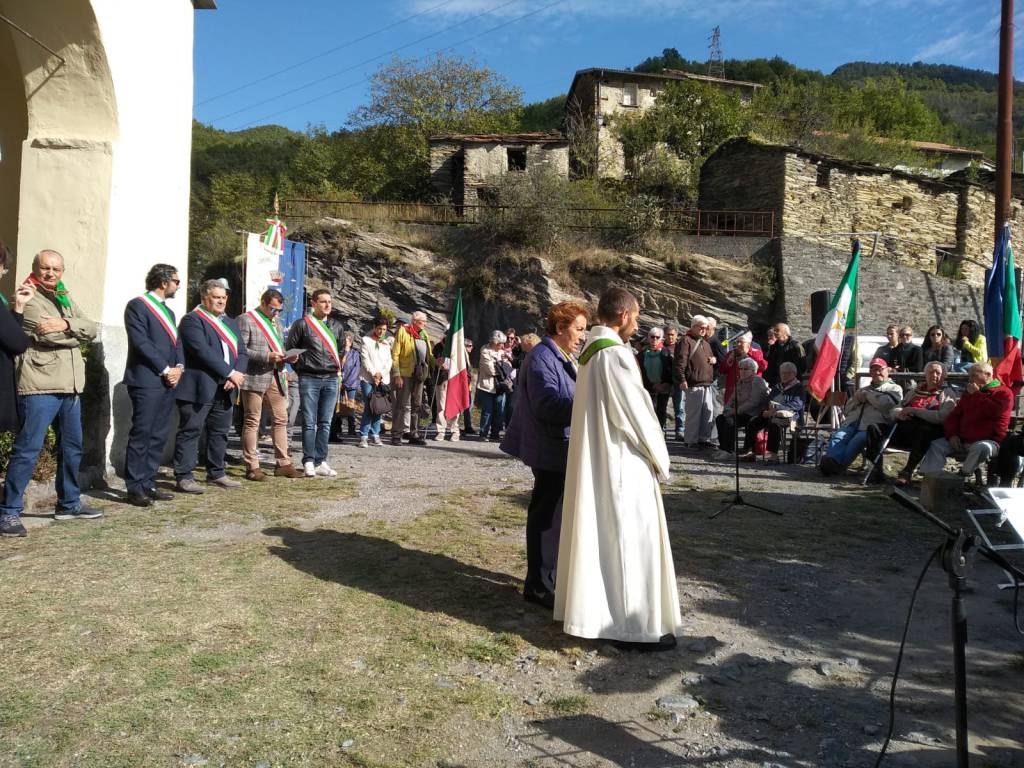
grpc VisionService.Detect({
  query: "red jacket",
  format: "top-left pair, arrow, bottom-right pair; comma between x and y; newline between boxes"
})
944,382 -> 1014,443
720,348 -> 767,403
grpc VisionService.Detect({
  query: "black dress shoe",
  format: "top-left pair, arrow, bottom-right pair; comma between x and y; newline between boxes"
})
523,587 -> 555,609
611,634 -> 678,653
146,488 -> 175,501
126,491 -> 153,507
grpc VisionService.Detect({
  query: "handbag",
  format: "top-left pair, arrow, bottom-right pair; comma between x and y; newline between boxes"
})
369,384 -> 394,416
336,383 -> 356,417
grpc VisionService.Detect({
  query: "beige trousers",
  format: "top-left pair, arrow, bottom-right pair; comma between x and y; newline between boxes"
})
241,384 -> 293,470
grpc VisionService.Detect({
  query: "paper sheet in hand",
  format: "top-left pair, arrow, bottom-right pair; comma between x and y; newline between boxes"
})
283,348 -> 306,358
983,488 -> 1024,541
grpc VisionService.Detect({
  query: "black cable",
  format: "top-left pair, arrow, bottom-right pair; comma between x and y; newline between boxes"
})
873,543 -> 942,768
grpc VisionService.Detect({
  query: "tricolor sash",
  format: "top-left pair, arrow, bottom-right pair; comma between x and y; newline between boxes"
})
139,292 -> 177,343
579,338 -> 620,366
249,309 -> 287,392
194,307 -> 238,358
305,314 -> 341,371
247,309 -> 284,353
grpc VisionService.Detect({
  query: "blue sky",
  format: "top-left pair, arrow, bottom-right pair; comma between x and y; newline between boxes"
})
193,0 -> 1021,134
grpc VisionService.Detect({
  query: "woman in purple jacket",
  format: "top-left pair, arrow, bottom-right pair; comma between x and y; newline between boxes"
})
501,301 -> 590,609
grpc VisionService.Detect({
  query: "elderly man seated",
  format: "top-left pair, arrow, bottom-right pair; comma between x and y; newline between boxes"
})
820,357 -> 902,476
714,357 -> 770,457
719,331 -> 767,404
919,361 -> 1013,478
863,361 -> 958,485
740,361 -> 804,459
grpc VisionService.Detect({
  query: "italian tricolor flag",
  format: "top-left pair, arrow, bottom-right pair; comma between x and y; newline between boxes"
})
444,289 -> 471,419
808,241 -> 861,401
986,223 -> 1023,392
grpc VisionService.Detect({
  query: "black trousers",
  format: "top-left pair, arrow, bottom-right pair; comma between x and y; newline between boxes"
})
744,415 -> 784,452
647,390 -> 670,428
865,421 -> 943,477
524,468 -> 565,594
173,395 -> 234,481
125,385 -> 177,494
995,432 -> 1024,484
715,413 -> 751,454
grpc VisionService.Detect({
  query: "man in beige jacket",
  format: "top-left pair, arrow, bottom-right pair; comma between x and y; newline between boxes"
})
1,250 -> 100,537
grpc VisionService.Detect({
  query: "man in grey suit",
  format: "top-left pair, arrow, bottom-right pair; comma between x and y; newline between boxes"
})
236,289 -> 302,481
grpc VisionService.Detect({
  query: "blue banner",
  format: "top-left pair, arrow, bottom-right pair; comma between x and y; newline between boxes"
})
278,238 -> 306,332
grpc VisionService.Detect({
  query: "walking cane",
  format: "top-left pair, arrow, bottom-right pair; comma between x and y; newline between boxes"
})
862,422 -> 898,486
420,360 -> 445,440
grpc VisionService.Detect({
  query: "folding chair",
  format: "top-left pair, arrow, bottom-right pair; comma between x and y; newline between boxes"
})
793,391 -> 847,466
862,422 -> 898,486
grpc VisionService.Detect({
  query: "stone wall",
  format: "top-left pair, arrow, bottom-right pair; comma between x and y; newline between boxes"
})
698,141 -> 786,215
430,141 -> 570,205
780,153 -> 962,280
777,236 -> 984,339
958,185 -> 1024,281
428,141 -> 461,202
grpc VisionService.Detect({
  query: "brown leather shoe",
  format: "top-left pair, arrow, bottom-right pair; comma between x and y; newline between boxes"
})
245,468 -> 267,482
274,464 -> 303,479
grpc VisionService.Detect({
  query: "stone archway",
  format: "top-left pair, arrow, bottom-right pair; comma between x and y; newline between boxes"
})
0,1 -> 118,308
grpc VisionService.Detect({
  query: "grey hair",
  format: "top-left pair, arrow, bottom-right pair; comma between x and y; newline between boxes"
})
779,361 -> 798,374
971,361 -> 994,375
736,331 -> 753,343
411,310 -> 427,322
649,326 -> 664,337
738,357 -> 758,371
200,279 -> 229,298
924,360 -> 946,376
32,249 -> 64,270
490,330 -> 507,344
705,316 -> 717,327
690,314 -> 708,328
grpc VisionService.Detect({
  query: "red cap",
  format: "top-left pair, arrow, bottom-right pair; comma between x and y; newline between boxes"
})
869,357 -> 889,369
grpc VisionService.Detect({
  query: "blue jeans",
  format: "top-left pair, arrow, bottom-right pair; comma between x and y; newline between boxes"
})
1,394 -> 83,515
670,388 -> 684,433
359,381 -> 383,437
477,390 -> 506,439
826,423 -> 867,468
300,375 -> 338,465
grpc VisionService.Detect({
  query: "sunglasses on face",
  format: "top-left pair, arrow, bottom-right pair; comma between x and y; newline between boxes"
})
900,333 -> 912,338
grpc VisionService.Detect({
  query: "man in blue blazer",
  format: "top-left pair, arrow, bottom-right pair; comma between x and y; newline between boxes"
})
172,279 -> 247,494
123,264 -> 185,506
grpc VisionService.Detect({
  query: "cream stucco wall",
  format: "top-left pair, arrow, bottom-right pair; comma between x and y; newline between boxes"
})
0,0 -> 199,477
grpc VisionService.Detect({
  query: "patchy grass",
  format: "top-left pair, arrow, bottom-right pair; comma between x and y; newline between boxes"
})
0,476 -> 552,767
547,694 -> 589,716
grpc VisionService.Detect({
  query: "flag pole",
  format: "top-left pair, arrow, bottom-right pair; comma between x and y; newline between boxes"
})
996,0 -> 1014,243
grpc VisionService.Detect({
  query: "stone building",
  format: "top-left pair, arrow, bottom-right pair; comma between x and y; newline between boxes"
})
564,68 -> 761,180
698,137 -> 1024,287
428,132 -> 569,206
0,0 -> 213,477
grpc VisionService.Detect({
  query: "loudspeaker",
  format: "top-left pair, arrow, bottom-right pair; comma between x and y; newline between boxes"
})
810,290 -> 832,332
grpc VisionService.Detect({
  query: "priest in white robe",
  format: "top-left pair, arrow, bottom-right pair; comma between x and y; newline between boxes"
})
554,287 -> 682,651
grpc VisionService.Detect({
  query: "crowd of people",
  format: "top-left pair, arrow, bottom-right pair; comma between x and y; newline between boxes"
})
1,245 -> 1019,651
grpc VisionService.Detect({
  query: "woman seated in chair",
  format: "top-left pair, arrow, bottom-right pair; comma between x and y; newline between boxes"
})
820,358 -> 902,477
740,362 -> 804,459
715,357 -> 769,457
864,361 -> 957,485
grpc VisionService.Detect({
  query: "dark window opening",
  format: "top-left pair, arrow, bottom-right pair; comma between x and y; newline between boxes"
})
507,147 -> 527,171
936,246 -> 962,279
815,165 -> 830,188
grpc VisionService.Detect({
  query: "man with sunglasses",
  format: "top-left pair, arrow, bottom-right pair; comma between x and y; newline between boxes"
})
891,326 -> 924,373
236,289 -> 303,481
640,326 -> 673,429
122,264 -> 185,507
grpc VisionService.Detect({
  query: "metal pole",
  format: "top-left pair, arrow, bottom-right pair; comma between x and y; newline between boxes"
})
995,0 -> 1014,242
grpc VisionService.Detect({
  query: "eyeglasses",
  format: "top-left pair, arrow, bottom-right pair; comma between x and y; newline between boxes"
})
649,335 -> 662,339
169,278 -> 181,285
899,333 -> 912,338
930,332 -> 942,337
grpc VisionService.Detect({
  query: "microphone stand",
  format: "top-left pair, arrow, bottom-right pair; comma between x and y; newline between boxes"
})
710,360 -> 781,519
889,487 -> 1024,768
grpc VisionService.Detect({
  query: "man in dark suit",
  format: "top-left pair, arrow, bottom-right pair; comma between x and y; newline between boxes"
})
172,279 -> 247,494
123,264 -> 185,506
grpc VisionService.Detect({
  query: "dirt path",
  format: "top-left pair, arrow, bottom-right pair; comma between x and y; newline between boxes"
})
327,436 -> 1024,767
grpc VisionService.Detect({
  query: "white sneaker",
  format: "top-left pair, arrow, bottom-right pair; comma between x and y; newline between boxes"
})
303,461 -> 315,477
315,462 -> 337,477
450,432 -> 460,442
371,434 -> 383,446
433,431 -> 445,441
358,437 -> 369,448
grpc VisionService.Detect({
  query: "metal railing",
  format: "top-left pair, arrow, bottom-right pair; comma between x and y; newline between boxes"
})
281,199 -> 775,238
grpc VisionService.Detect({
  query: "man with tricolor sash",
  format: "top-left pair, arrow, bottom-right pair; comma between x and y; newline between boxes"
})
237,289 -> 303,481
0,250 -> 101,536
122,264 -> 185,507
172,279 -> 248,494
286,289 -> 344,477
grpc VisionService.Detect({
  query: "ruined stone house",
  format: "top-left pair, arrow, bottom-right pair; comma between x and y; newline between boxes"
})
698,137 -> 1024,288
428,132 -> 569,206
564,68 -> 762,180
